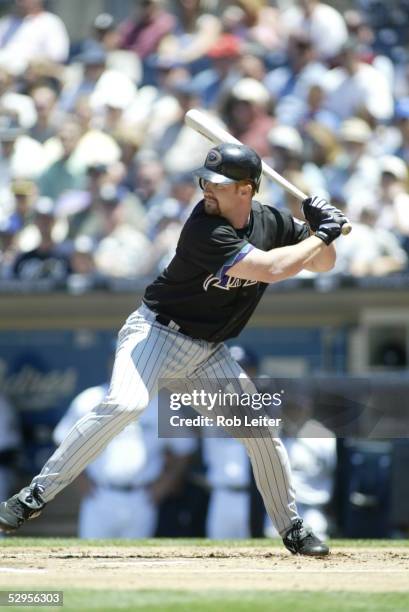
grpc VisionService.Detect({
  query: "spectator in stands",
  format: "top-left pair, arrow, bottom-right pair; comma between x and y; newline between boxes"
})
59,46 -> 108,114
12,197 -> 71,281
91,184 -> 152,278
280,393 -> 337,540
0,216 -> 20,279
323,39 -> 394,122
0,0 -> 69,75
155,80 -> 212,174
266,124 -> 327,206
118,0 -> 176,85
0,66 -> 37,130
233,0 -> 283,53
37,120 -> 85,201
334,201 -> 408,277
160,0 -> 221,73
392,98 -> 409,165
143,171 -> 198,273
280,0 -> 348,61
324,118 -> 379,217
133,156 -> 169,210
0,116 -> 46,188
192,33 -> 242,108
28,85 -> 59,143
264,32 -> 328,127
220,77 -> 274,157
374,156 -> 409,239
6,179 -> 37,233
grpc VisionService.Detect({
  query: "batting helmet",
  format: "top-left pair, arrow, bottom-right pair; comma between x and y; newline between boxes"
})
193,143 -> 262,192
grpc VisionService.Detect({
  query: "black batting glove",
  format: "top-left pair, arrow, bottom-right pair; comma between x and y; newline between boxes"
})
301,196 -> 341,232
314,212 -> 345,245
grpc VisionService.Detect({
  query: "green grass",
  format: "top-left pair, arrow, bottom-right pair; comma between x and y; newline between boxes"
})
3,590 -> 409,612
1,537 -> 409,548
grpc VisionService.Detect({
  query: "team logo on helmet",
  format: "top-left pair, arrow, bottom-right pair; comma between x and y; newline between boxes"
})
206,149 -> 223,167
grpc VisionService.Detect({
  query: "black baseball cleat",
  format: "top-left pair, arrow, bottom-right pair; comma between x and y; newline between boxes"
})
0,484 -> 46,533
283,519 -> 329,556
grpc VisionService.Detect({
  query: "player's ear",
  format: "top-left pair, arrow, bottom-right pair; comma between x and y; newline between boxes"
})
238,182 -> 251,197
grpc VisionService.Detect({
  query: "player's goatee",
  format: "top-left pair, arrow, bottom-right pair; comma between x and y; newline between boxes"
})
204,199 -> 220,215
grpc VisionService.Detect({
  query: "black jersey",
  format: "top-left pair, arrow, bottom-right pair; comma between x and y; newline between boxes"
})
144,200 -> 309,342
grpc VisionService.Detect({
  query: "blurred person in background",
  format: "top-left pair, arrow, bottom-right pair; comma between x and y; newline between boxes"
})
12,197 -> 71,282
322,39 -> 393,123
154,79 -> 210,174
264,32 -> 328,127
0,116 -> 46,185
53,361 -> 196,538
28,84 -> 59,144
280,0 -> 348,62
0,66 -> 37,130
220,77 -> 274,157
191,33 -> 243,109
324,117 -> 379,216
133,156 -> 170,211
0,217 -> 20,279
0,0 -> 69,76
145,171 -> 197,239
373,156 -> 409,242
392,98 -> 409,165
232,0 -> 283,54
37,120 -> 85,201
333,200 -> 408,277
279,394 -> 336,541
266,124 -> 327,207
143,172 -> 198,273
69,236 -> 97,279
5,178 -> 37,234
59,46 -> 108,114
90,184 -> 152,279
117,0 -> 176,85
159,0 -> 221,74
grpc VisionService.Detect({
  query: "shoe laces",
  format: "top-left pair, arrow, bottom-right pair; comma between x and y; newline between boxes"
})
287,519 -> 311,541
24,485 -> 45,508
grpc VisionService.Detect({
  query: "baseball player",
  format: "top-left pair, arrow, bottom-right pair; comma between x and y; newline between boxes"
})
0,143 -> 347,555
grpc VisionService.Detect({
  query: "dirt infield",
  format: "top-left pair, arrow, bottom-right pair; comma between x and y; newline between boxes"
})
0,544 -> 408,593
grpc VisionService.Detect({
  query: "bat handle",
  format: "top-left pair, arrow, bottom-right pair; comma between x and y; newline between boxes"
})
341,222 -> 352,236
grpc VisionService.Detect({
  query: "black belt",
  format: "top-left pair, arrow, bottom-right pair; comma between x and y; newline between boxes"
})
155,314 -> 189,336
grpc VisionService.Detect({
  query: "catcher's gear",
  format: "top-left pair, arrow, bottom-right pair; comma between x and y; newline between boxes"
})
283,519 -> 329,556
193,143 -> 262,192
0,484 -> 45,533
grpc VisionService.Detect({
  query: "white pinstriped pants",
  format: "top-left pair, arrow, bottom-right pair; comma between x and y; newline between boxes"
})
32,304 -> 300,535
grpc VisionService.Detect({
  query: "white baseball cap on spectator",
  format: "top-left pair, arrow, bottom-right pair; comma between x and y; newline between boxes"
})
230,78 -> 270,106
379,155 -> 408,182
268,125 -> 303,156
90,69 -> 137,111
339,118 -> 371,144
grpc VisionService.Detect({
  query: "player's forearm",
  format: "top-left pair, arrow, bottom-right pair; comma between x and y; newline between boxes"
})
303,243 -> 336,273
227,236 -> 332,283
265,236 -> 333,282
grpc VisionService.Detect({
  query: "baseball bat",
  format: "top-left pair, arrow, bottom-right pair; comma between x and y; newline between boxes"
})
185,109 -> 352,236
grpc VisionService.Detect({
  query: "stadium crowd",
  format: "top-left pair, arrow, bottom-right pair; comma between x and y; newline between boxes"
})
1,0 -> 409,282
